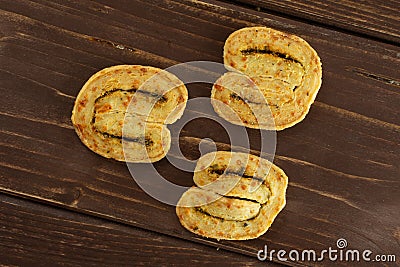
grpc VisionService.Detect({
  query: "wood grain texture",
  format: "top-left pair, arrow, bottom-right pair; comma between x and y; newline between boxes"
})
0,193 -> 280,266
0,0 -> 399,266
231,0 -> 400,44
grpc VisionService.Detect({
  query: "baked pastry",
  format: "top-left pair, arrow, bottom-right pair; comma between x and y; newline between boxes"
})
176,151 -> 288,240
71,65 -> 188,162
212,26 -> 322,130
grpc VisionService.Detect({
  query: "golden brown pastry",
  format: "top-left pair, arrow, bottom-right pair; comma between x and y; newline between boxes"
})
212,26 -> 322,130
176,151 -> 288,240
71,65 -> 188,162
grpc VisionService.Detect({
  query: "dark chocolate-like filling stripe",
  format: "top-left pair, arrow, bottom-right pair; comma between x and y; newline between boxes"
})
207,167 -> 265,182
95,130 -> 154,146
94,88 -> 167,104
229,93 -> 289,109
222,194 -> 260,204
240,47 -> 302,65
230,93 -> 263,105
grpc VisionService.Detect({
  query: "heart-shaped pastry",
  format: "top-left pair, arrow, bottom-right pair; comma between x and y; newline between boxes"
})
176,151 -> 288,240
72,65 -> 188,162
212,27 -> 322,130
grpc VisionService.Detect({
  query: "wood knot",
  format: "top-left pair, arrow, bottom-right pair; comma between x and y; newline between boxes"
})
71,187 -> 83,207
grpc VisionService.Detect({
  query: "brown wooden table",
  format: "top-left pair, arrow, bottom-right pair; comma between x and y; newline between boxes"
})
1,0 -> 399,266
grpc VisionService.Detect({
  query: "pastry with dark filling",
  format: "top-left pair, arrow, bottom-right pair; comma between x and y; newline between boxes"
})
212,27 -> 322,130
176,151 -> 288,240
72,65 -> 188,162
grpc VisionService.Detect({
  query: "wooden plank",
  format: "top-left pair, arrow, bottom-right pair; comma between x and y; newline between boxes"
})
231,0 -> 400,44
0,0 -> 399,266
0,193 -> 279,266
